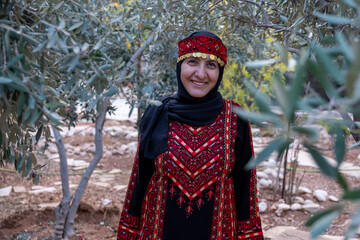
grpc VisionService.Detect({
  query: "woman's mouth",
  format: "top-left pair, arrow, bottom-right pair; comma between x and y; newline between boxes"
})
191,80 -> 207,86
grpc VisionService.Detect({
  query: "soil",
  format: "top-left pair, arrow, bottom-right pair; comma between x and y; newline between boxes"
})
0,119 -> 359,240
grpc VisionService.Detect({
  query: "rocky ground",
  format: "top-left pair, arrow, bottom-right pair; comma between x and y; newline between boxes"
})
0,101 -> 360,240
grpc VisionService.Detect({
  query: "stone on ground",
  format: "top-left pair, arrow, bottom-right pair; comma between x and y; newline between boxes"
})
302,203 -> 320,213
13,186 -> 26,193
0,186 -> 12,197
29,187 -> 57,194
264,226 -> 359,240
38,202 -> 59,208
314,189 -> 328,202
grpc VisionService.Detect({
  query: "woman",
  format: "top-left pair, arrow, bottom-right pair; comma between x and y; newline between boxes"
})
117,30 -> 264,240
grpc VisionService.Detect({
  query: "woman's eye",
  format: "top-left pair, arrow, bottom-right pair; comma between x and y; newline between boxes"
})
208,62 -> 217,68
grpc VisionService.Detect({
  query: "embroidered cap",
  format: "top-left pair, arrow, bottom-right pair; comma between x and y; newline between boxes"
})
177,36 -> 227,66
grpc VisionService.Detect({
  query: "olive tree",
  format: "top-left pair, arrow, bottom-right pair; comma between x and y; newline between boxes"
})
0,0 -> 156,238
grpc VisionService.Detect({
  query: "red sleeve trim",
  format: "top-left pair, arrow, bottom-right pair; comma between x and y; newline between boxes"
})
117,213 -> 140,240
237,218 -> 264,239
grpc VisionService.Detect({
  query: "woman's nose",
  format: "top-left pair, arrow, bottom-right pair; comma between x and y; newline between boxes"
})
195,64 -> 206,79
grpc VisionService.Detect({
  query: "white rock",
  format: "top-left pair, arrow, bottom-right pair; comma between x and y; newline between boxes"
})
291,203 -> 302,211
13,186 -> 26,193
128,147 -> 137,154
103,151 -> 113,158
259,179 -> 272,188
108,169 -> 122,174
263,168 -> 277,178
259,202 -> 267,213
256,171 -> 268,179
91,182 -> 110,188
47,145 -> 58,153
294,196 -> 304,204
99,175 -> 115,182
102,198 -> 112,206
114,185 -> 127,191
302,203 -> 320,213
39,202 -> 59,208
278,203 -> 290,211
329,195 -> 339,202
31,185 -> 46,190
73,160 -> 89,167
304,199 -> 314,204
278,199 -> 285,204
357,154 -> 360,160
29,187 -> 57,194
313,189 -> 328,202
73,166 -> 87,171
48,154 -> 60,160
0,186 -> 12,197
127,131 -> 138,139
298,186 -> 312,194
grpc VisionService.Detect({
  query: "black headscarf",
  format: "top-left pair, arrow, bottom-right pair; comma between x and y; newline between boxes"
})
139,30 -> 226,160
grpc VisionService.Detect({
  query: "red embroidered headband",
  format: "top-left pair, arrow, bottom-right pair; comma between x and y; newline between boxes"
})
177,36 -> 227,66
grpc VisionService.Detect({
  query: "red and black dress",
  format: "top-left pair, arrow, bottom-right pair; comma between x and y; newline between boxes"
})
117,100 -> 263,240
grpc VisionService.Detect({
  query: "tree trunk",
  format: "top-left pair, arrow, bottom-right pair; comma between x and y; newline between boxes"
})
63,100 -> 108,239
352,111 -> 360,143
51,127 -> 72,240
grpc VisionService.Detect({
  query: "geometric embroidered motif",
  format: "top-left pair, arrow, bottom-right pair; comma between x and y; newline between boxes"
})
163,101 -> 234,217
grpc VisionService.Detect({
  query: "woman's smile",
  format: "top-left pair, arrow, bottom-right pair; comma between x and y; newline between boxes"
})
191,80 -> 207,86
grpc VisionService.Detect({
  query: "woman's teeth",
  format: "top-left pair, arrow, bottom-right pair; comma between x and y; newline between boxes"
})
192,81 -> 205,86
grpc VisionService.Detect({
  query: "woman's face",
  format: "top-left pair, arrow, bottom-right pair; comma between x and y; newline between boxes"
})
180,54 -> 220,98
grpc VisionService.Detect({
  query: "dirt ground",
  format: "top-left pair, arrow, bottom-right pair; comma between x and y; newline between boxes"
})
0,119 -> 359,240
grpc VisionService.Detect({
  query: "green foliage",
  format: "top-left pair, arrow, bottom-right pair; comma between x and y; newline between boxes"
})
0,0 -> 136,178
237,0 -> 360,238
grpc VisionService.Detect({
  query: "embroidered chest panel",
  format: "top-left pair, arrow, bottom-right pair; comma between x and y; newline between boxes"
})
161,103 -> 237,201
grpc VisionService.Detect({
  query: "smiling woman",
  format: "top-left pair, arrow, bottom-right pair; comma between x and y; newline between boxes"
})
116,30 -> 264,240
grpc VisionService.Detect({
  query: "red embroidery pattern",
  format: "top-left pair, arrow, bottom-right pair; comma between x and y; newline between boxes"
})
117,145 -> 141,240
211,100 -> 236,240
232,103 -> 263,239
165,102 -> 232,208
178,36 -> 227,64
139,154 -> 168,239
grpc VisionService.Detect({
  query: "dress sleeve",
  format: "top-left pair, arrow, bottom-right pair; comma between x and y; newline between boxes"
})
117,143 -> 155,240
232,117 -> 264,240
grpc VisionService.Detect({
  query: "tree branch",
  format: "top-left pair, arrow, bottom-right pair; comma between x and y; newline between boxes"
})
0,24 -> 40,45
241,0 -> 259,25
234,16 -> 312,43
115,33 -> 156,84
192,0 -> 224,25
243,0 -> 269,25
